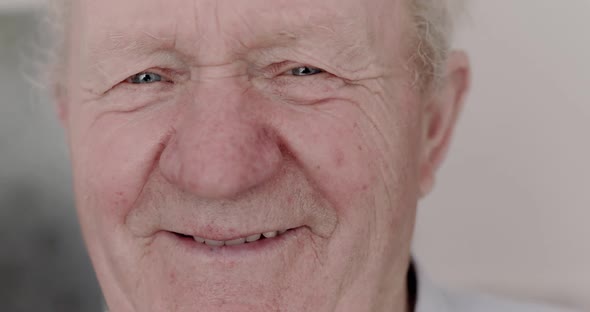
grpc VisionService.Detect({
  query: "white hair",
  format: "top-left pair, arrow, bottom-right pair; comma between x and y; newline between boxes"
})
41,0 -> 70,97
409,0 -> 465,92
43,0 -> 463,94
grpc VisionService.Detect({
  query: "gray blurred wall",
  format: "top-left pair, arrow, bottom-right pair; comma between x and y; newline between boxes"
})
0,12 -> 102,312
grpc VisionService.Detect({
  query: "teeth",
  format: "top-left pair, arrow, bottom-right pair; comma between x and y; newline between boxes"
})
194,236 -> 206,243
225,237 -> 246,246
263,231 -> 278,238
246,233 -> 262,242
192,229 -> 291,246
204,239 -> 224,247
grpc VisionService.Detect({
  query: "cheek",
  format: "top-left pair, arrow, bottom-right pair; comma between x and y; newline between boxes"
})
69,106 -> 176,225
275,96 -> 423,219
275,104 -> 382,215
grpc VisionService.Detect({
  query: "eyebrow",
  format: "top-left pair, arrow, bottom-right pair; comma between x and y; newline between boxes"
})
87,27 -> 182,69
80,36 -> 179,93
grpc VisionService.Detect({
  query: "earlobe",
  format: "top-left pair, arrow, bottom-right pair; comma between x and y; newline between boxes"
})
419,51 -> 471,198
419,162 -> 435,198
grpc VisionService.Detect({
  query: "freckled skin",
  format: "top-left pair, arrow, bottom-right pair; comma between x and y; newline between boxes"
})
60,0 -> 470,311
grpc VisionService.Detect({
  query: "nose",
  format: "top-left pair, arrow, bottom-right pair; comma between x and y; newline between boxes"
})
159,80 -> 283,199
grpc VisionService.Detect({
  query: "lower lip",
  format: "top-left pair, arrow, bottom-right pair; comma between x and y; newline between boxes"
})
162,227 -> 307,260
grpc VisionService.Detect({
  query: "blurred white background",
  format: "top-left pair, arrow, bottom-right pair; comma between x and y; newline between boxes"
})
0,0 -> 588,311
414,1 -> 590,311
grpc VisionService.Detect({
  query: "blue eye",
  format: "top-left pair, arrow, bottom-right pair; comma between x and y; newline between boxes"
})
127,72 -> 163,84
290,66 -> 324,76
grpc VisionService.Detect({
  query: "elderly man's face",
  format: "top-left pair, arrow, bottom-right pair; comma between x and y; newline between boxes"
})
61,0 -> 468,311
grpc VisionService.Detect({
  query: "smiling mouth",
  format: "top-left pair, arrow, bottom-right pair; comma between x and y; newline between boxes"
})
172,228 -> 296,247
161,226 -> 310,261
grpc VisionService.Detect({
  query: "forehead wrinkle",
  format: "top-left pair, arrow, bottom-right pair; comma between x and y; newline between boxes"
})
79,0 -> 400,81
88,27 -> 179,62
241,7 -> 357,49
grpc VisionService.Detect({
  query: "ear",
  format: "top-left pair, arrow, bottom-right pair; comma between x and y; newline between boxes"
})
418,51 -> 471,198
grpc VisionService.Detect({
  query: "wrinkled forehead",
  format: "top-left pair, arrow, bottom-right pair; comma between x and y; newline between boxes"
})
70,0 -> 411,65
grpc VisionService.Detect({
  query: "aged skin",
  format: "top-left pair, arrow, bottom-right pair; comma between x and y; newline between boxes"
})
58,0 -> 469,311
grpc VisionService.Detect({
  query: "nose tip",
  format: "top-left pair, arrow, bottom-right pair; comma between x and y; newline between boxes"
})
159,119 -> 283,199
